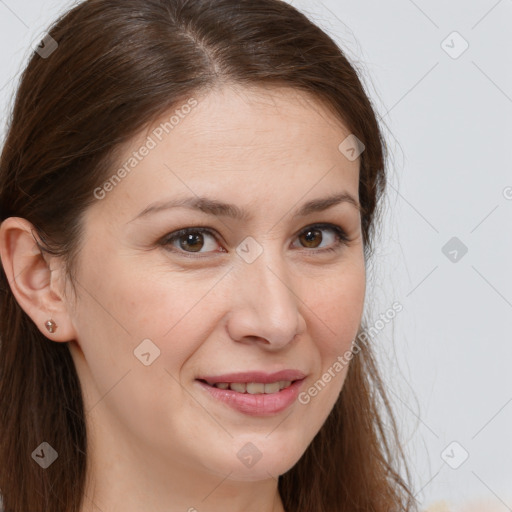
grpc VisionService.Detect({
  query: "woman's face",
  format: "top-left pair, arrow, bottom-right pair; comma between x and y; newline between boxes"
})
67,84 -> 366,484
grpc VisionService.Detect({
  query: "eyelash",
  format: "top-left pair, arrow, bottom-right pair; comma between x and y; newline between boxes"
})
159,223 -> 350,258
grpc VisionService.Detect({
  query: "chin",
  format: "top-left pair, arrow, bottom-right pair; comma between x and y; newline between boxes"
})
204,448 -> 301,482
224,461 -> 294,482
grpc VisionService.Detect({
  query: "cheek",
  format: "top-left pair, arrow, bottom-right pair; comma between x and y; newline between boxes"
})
78,251 -> 206,339
74,241 -> 365,358
297,270 -> 365,422
70,258 -> 210,434
307,262 -> 366,356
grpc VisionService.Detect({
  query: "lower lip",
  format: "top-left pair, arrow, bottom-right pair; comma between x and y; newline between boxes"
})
195,379 -> 305,416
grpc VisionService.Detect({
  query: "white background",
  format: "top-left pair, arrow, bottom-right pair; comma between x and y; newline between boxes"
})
0,0 -> 511,509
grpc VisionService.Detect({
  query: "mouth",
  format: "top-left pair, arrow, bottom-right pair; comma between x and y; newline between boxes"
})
197,379 -> 296,394
194,371 -> 307,416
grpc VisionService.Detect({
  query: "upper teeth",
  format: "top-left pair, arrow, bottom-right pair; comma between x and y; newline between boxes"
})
207,381 -> 292,394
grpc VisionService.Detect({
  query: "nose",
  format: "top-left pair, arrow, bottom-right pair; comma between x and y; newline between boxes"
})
225,245 -> 306,349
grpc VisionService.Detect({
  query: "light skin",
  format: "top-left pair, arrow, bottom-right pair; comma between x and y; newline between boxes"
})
0,84 -> 366,512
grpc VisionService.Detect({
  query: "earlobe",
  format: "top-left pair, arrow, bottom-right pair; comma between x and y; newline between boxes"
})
0,217 -> 77,342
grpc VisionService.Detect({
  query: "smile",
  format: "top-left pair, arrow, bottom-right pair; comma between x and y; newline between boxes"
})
195,378 -> 306,416
199,380 -> 293,394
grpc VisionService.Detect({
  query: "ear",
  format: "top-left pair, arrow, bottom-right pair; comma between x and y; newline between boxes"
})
0,217 -> 77,342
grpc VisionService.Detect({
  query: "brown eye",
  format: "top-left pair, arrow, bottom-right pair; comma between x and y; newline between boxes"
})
293,223 -> 349,252
161,227 -> 221,254
299,227 -> 323,248
160,223 -> 349,258
179,232 -> 205,252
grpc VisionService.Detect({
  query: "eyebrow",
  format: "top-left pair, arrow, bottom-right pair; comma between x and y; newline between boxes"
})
130,192 -> 361,223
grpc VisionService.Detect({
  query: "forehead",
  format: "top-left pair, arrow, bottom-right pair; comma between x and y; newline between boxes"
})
162,84 -> 352,155
89,84 -> 360,222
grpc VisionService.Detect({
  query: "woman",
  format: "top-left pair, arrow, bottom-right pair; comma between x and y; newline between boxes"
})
0,0 -> 418,511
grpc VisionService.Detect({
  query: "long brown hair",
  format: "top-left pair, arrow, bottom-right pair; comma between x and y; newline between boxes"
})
0,0 -> 418,510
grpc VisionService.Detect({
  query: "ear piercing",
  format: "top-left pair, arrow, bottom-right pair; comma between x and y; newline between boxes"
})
44,319 -> 57,333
